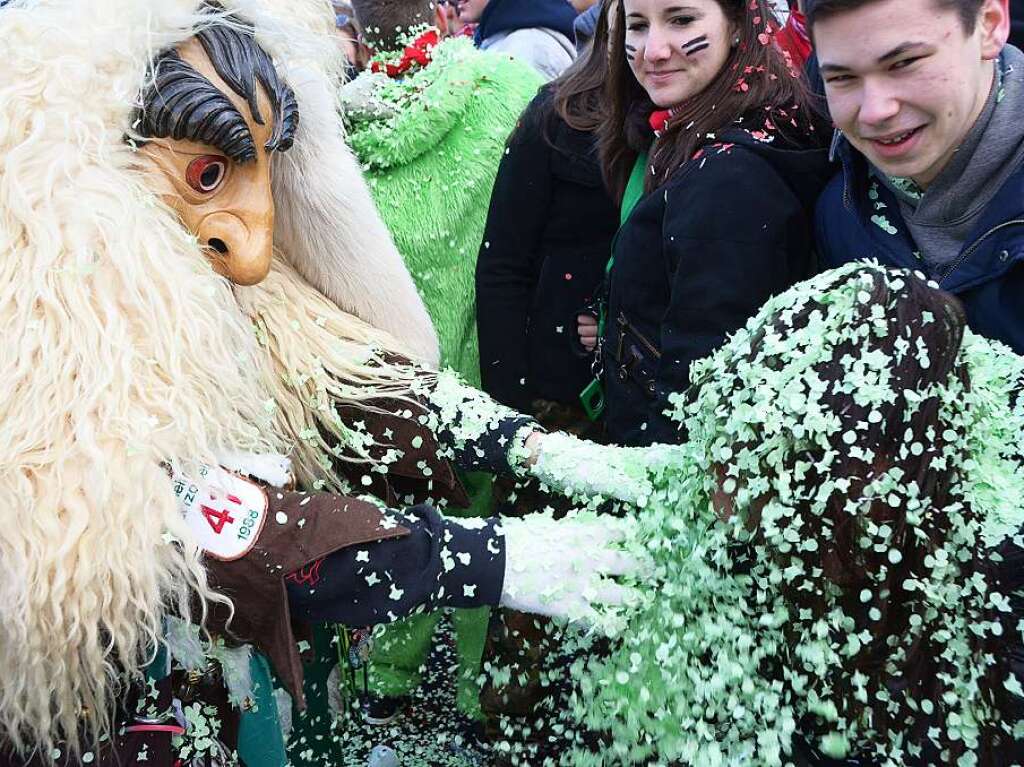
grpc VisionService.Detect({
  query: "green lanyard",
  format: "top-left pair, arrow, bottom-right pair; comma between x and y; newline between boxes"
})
580,152 -> 648,420
618,152 -> 650,232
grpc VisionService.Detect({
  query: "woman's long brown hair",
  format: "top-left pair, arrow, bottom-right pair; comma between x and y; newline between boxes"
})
549,0 -> 615,135
599,0 -> 823,200
701,269 -> 1018,760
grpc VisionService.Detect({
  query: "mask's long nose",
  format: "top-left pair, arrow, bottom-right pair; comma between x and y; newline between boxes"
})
197,209 -> 274,286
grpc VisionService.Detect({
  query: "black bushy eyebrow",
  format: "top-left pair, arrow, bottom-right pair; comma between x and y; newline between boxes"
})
133,4 -> 299,161
195,20 -> 298,153
137,51 -> 257,162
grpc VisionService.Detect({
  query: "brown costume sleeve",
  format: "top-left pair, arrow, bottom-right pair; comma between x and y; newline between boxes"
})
203,487 -> 408,706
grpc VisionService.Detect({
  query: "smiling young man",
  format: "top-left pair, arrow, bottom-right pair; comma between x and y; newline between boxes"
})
811,0 -> 1024,354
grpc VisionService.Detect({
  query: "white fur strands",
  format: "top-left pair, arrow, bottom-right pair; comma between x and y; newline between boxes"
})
236,258 -> 424,490
0,0 -> 281,758
225,0 -> 441,365
269,65 -> 442,366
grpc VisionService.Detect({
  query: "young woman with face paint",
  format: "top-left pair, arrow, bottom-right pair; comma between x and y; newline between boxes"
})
580,0 -> 832,446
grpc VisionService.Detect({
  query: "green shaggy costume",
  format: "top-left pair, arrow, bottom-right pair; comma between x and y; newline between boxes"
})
342,34 -> 542,719
345,36 -> 542,387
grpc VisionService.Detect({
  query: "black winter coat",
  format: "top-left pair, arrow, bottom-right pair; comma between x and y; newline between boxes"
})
476,86 -> 620,411
1012,0 -> 1024,51
602,126 -> 833,446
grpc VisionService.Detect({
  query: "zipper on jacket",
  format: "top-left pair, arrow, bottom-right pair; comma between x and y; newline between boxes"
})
616,312 -> 661,360
831,130 -> 856,212
939,219 -> 1024,286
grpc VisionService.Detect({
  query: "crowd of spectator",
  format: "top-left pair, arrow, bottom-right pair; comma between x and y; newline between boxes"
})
5,0 -> 1024,763
328,0 -> 1024,762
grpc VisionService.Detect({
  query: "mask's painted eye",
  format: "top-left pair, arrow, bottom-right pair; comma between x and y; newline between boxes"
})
185,155 -> 228,193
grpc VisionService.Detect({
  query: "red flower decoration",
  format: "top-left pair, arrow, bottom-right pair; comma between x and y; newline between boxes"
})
649,108 -> 674,137
371,29 -> 441,78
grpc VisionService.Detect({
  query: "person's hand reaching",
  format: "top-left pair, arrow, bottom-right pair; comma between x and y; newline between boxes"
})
499,512 -> 645,626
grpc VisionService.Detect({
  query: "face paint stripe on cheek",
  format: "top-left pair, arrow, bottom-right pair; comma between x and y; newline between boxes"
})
682,34 -> 709,56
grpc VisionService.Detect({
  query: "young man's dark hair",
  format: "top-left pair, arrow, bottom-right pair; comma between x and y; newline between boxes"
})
807,0 -> 985,33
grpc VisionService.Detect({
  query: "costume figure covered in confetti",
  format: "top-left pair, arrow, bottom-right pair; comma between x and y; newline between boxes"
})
0,1 -> 651,764
570,263 -> 1024,766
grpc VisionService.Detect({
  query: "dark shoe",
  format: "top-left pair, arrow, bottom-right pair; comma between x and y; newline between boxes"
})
362,694 -> 408,726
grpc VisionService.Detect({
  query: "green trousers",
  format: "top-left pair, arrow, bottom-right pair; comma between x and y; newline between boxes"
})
285,625 -> 346,766
367,471 -> 492,720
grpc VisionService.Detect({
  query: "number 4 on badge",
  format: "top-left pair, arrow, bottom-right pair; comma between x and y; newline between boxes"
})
201,494 -> 241,535
179,471 -> 268,561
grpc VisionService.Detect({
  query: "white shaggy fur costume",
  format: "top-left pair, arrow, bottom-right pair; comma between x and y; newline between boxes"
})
0,0 -> 438,756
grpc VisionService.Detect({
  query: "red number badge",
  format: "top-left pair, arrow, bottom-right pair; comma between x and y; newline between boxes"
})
175,471 -> 268,561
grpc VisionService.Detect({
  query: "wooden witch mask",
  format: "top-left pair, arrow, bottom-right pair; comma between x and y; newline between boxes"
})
134,15 -> 299,285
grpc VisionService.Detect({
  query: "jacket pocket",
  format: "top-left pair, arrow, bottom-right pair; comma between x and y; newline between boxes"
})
610,311 -> 661,399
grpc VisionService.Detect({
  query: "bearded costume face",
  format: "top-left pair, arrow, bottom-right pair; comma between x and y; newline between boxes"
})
0,0 -> 438,757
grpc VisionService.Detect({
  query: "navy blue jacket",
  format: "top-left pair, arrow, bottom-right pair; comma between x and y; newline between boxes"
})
474,0 -> 577,46
816,134 -> 1024,356
286,400 -> 534,626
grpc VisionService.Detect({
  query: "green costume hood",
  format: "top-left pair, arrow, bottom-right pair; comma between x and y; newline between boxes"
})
341,36 -> 541,386
344,36 -> 537,171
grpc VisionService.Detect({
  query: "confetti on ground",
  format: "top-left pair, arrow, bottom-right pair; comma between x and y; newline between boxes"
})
289,620 -> 492,766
